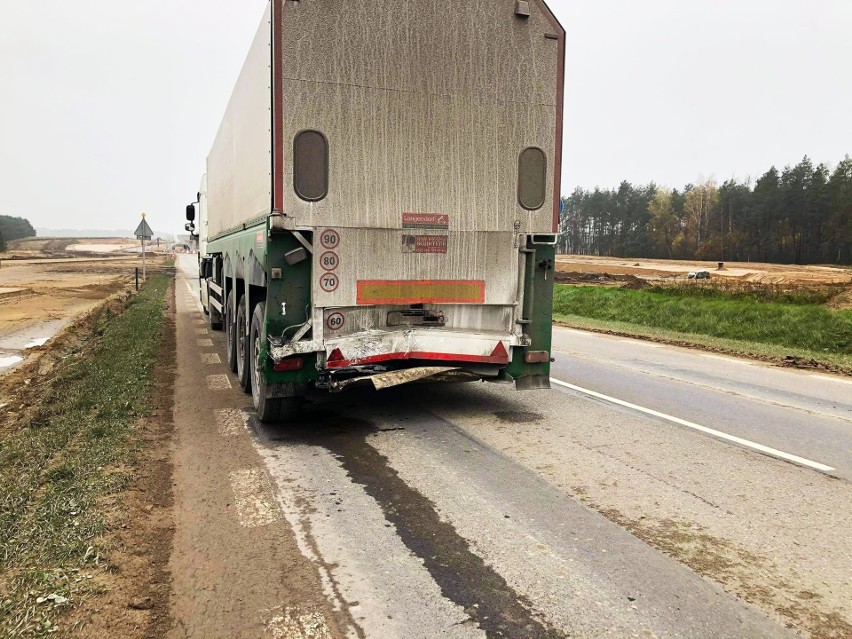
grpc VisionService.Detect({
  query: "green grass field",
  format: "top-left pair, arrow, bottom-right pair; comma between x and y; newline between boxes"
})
0,276 -> 168,638
553,284 -> 852,372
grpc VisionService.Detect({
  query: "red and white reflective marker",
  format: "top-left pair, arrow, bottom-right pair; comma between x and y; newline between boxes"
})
320,229 -> 340,249
326,312 -> 345,330
319,272 -> 339,292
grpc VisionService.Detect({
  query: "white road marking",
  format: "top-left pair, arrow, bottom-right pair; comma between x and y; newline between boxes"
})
197,338 -> 213,347
810,374 -> 852,386
559,328 -> 594,336
619,339 -> 664,348
214,408 -> 249,437
206,374 -> 232,390
229,468 -> 280,528
201,353 -> 221,364
265,606 -> 333,639
549,378 -> 836,472
194,328 -> 209,335
698,353 -> 751,365
183,278 -> 204,313
193,319 -> 205,325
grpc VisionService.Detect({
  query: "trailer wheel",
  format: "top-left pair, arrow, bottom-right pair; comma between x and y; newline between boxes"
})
250,301 -> 303,422
235,296 -> 251,392
225,290 -> 237,373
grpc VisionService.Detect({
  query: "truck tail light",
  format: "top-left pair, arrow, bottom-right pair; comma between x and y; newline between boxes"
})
274,358 -> 304,372
327,348 -> 344,364
524,350 -> 549,363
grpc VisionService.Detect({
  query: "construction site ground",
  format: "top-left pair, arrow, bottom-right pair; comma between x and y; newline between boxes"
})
0,237 -> 171,379
556,255 -> 851,285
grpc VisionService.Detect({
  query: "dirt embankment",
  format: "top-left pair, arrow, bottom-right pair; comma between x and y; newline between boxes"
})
3,237 -> 143,260
66,286 -> 177,639
557,255 -> 852,285
0,278 -> 177,639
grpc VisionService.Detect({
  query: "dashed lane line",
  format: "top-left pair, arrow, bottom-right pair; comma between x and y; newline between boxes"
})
550,377 -> 836,473
264,606 -> 333,639
214,408 -> 249,437
229,468 -> 280,528
206,374 -> 232,390
197,338 -> 213,347
201,353 -> 221,364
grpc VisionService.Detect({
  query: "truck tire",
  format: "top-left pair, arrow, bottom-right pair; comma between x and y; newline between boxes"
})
235,296 -> 251,392
250,301 -> 303,422
225,290 -> 238,373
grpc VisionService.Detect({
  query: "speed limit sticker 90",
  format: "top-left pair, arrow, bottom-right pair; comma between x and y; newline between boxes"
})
319,272 -> 339,292
320,229 -> 340,249
326,312 -> 345,330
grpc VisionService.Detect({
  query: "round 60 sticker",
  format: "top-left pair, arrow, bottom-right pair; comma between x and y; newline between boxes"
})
326,312 -> 345,331
319,271 -> 339,292
320,229 -> 340,249
320,251 -> 339,271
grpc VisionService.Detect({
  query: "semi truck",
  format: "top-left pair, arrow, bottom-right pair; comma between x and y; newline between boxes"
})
186,0 -> 565,422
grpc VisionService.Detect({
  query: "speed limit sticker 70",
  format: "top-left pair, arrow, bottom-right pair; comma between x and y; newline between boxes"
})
319,272 -> 339,292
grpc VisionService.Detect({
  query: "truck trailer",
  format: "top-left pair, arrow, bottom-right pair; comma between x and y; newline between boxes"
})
186,0 -> 565,422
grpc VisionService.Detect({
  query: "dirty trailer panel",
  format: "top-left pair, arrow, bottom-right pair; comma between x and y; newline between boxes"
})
192,0 -> 565,420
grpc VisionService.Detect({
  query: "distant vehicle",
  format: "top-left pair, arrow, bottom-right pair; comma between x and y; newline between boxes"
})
186,0 -> 565,421
688,271 -> 711,280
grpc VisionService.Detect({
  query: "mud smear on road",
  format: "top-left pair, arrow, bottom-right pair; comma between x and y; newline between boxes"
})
598,508 -> 852,639
286,410 -> 568,639
493,410 -> 543,423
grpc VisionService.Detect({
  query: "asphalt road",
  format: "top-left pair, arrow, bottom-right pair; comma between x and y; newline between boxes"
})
551,328 -> 852,479
171,255 -> 851,639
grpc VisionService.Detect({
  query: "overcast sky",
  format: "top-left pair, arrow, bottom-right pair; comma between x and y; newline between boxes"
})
1,0 -> 850,234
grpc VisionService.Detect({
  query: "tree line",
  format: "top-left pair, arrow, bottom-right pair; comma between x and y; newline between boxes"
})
0,215 -> 36,252
558,155 -> 852,265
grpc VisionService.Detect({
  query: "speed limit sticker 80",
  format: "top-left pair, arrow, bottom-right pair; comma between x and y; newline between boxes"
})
319,271 -> 339,292
320,251 -> 339,270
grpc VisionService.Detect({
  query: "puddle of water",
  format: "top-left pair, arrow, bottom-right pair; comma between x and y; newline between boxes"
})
0,319 -> 66,351
0,355 -> 24,369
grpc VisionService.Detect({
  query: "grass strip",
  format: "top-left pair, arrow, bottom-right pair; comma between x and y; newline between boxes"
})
0,276 -> 168,638
553,285 -> 852,355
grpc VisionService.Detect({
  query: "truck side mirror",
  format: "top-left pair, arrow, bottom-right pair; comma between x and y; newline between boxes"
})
186,203 -> 196,221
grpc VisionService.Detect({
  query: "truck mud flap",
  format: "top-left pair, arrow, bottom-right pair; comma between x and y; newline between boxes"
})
515,374 -> 551,391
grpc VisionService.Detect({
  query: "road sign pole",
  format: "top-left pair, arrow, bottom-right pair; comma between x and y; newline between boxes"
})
142,236 -> 146,281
